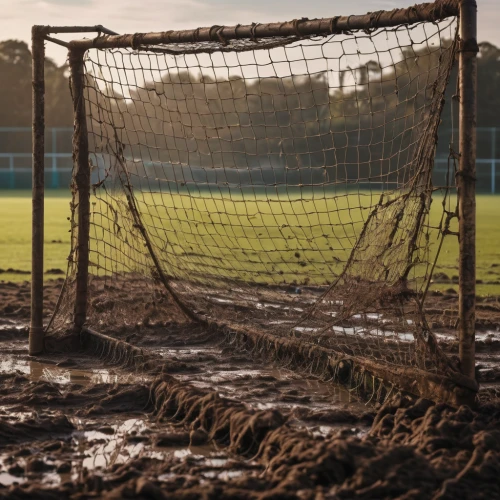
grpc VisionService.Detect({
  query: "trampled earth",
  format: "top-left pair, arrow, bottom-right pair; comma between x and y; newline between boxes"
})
1,279 -> 500,499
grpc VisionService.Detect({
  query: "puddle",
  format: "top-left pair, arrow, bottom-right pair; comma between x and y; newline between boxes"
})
158,458 -> 247,483
309,424 -> 369,440
433,331 -> 458,342
0,319 -> 27,335
0,416 -> 227,487
202,469 -> 244,479
352,313 -> 381,321
0,355 -> 144,386
295,324 -> 418,343
256,302 -> 304,312
294,326 -> 318,333
208,297 -> 235,305
0,471 -> 26,486
163,350 -> 364,413
153,329 -> 368,417
157,347 -> 218,356
71,417 -> 214,471
476,330 -> 500,341
322,300 -> 344,306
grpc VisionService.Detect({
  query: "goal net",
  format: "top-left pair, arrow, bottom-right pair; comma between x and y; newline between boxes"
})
50,1 -> 466,395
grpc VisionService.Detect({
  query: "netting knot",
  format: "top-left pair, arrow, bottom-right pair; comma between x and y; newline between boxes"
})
208,25 -> 223,44
216,26 -> 228,46
365,11 -> 384,34
431,0 -> 462,22
458,38 -> 479,54
455,171 -> 477,182
329,16 -> 341,35
250,23 -> 260,42
406,6 -> 418,24
291,18 -> 308,37
131,33 -> 146,51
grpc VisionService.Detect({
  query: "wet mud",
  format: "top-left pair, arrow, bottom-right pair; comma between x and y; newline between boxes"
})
3,279 -> 500,334
1,281 -> 500,498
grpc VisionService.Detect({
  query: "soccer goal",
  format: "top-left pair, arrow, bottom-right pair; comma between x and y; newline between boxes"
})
30,0 -> 478,404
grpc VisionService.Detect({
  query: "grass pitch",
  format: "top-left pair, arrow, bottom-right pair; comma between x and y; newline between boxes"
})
1,190 -> 499,295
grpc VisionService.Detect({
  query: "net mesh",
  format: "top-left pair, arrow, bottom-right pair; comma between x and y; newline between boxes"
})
52,14 -> 460,376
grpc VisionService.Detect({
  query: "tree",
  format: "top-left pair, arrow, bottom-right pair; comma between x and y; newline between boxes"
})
0,40 -> 32,127
0,39 -> 72,128
476,42 -> 500,128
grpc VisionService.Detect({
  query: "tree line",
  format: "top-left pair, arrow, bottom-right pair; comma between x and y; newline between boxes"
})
0,37 -> 498,155
0,40 -> 73,127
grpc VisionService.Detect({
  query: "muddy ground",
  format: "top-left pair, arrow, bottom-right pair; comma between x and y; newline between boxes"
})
1,280 -> 500,499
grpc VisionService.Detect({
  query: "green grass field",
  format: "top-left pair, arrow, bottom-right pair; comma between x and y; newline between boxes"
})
1,190 -> 499,295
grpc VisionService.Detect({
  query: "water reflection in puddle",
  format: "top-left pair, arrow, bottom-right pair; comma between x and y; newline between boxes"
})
0,471 -> 26,486
155,340 -> 365,415
0,357 -> 144,386
0,320 -> 27,333
0,416 -> 227,487
71,418 -> 218,471
203,469 -> 244,480
173,363 -> 361,411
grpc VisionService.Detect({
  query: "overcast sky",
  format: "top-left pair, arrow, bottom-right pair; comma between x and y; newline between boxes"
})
0,0 -> 498,64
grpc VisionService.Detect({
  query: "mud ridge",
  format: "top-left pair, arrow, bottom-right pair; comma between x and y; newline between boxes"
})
64,321 -> 478,407
2,333 -> 500,498
2,372 -> 500,499
215,323 -> 478,406
80,326 -> 500,497
148,378 -> 500,499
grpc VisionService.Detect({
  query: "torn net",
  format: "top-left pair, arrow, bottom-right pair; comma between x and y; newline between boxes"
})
52,16 -> 460,375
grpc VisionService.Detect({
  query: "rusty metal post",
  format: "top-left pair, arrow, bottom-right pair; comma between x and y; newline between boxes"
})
69,48 -> 91,332
458,0 -> 478,380
30,26 -> 47,355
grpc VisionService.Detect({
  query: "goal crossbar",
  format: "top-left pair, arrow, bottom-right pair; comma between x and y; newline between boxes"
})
66,1 -> 460,50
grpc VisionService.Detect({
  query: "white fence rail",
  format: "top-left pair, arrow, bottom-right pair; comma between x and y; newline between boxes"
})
435,158 -> 499,194
1,127 -> 499,192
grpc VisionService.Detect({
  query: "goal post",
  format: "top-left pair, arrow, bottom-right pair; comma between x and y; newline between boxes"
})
30,0 -> 478,404
68,47 -> 92,333
457,0 -> 478,381
30,25 -> 45,356
29,25 -> 119,354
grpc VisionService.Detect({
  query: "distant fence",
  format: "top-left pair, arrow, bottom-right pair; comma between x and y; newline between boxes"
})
1,126 -> 499,192
434,159 -> 500,194
0,127 -> 73,189
435,127 -> 500,194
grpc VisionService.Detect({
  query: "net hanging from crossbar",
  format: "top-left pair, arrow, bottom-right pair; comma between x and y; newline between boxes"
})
51,8 -> 460,376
